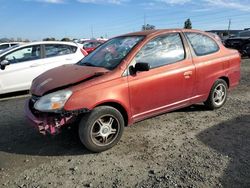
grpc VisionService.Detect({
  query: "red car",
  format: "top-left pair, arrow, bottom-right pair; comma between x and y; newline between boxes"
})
25,29 -> 241,152
81,40 -> 105,54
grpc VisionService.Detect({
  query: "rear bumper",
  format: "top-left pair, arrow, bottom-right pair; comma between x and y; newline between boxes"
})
25,100 -> 74,135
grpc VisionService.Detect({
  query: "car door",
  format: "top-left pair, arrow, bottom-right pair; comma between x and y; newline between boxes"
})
42,44 -> 79,71
0,45 -> 43,94
127,33 -> 196,121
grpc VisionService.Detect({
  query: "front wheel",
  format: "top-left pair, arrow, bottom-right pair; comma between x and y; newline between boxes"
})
78,106 -> 124,152
204,79 -> 228,110
242,43 -> 250,57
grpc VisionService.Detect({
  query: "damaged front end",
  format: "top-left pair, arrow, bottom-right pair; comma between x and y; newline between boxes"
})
25,95 -> 89,135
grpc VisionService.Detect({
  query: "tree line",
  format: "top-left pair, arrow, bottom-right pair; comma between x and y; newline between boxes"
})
142,18 -> 192,30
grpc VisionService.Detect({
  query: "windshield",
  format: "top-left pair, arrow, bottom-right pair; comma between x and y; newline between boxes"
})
238,31 -> 250,37
77,36 -> 144,70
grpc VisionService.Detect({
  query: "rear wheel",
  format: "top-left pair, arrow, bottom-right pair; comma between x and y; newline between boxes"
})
78,106 -> 124,152
204,79 -> 228,110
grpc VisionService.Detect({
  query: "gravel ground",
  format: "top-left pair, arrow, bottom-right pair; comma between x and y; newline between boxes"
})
0,59 -> 249,188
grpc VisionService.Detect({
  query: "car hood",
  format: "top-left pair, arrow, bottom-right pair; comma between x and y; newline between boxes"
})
31,64 -> 109,96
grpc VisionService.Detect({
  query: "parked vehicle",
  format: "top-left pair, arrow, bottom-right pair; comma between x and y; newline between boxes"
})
25,29 -> 241,152
0,41 -> 86,94
80,40 -> 106,54
0,42 -> 21,52
224,30 -> 250,57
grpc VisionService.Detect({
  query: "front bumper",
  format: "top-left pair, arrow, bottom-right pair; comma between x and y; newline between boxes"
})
25,100 -> 74,135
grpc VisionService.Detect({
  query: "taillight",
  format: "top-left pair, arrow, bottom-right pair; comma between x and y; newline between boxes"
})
80,48 -> 88,56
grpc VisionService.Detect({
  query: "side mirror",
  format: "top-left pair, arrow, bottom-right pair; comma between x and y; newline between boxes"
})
129,62 -> 150,75
0,60 -> 10,70
0,59 -> 10,66
134,62 -> 150,72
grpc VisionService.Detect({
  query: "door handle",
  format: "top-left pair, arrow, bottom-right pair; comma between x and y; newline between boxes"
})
184,71 -> 193,78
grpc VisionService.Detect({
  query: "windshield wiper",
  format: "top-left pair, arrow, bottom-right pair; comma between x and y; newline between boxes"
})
79,62 -> 109,70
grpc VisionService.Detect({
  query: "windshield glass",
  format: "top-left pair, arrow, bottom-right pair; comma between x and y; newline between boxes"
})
78,36 -> 144,70
238,31 -> 250,37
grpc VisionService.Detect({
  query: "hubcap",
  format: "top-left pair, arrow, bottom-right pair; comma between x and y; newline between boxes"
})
213,84 -> 226,106
90,115 -> 120,146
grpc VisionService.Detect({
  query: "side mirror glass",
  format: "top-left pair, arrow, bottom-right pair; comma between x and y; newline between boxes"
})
134,62 -> 150,72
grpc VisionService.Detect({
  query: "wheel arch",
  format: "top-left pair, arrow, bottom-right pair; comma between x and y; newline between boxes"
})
218,76 -> 229,88
95,101 -> 129,127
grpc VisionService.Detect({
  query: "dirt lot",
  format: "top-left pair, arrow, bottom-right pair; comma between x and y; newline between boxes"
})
0,59 -> 249,188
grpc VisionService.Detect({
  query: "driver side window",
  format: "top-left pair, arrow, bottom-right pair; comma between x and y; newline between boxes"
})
4,45 -> 41,64
134,33 -> 185,69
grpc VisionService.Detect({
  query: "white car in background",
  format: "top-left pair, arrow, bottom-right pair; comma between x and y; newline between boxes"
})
0,42 -> 21,52
0,41 -> 86,94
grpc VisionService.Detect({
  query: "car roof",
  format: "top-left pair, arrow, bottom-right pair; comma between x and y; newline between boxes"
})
18,41 -> 78,47
0,41 -> 79,56
0,42 -> 21,45
81,40 -> 105,43
119,29 -> 206,37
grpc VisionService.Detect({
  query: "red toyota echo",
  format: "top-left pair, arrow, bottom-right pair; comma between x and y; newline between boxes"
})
25,29 -> 241,152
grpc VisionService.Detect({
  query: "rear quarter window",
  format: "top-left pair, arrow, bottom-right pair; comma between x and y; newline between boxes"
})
185,32 -> 219,56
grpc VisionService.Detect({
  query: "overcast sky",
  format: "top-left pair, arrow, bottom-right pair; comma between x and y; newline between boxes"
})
0,0 -> 249,40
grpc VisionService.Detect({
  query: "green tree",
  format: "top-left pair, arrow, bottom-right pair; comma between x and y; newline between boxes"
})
43,37 -> 56,41
184,18 -> 192,29
142,24 -> 156,31
24,39 -> 30,42
61,37 -> 71,42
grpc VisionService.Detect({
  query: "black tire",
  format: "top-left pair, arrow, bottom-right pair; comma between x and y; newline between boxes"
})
204,79 -> 228,110
78,106 -> 124,152
242,43 -> 250,57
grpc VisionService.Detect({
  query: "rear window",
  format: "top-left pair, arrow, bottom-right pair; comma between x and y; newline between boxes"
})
44,44 -> 77,58
185,32 -> 219,56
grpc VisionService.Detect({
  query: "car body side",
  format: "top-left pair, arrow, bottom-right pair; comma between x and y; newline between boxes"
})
0,41 -> 85,94
63,29 -> 241,126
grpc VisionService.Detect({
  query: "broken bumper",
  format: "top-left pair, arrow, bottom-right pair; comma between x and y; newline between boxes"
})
25,100 -> 74,135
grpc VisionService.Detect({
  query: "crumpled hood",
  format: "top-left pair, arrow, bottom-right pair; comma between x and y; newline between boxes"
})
31,64 -> 109,96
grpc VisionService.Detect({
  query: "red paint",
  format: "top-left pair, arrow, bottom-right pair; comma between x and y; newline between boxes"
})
26,29 -> 241,134
31,64 -> 109,96
82,40 -> 105,54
